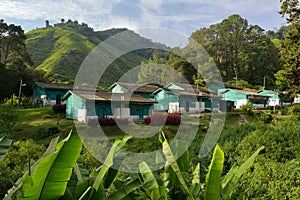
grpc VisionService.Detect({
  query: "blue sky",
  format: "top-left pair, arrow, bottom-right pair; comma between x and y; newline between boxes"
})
1,0 -> 286,46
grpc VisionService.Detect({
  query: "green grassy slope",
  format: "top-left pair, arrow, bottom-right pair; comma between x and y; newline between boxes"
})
25,25 -> 155,86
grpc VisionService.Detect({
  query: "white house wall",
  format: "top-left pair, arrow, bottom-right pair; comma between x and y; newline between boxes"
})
236,99 -> 248,108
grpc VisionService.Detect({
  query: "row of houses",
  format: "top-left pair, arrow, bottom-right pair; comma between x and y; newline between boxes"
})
34,82 -> 219,121
33,81 -> 291,122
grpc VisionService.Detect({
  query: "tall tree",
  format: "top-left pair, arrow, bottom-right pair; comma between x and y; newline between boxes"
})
190,14 -> 280,87
0,20 -> 32,102
138,53 -> 186,85
275,0 -> 300,98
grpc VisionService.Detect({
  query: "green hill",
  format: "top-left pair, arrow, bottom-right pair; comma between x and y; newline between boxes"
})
25,22 -> 163,88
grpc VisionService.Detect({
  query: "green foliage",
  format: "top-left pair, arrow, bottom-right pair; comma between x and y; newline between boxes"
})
226,120 -> 300,199
221,146 -> 264,199
36,126 -> 60,139
2,125 -> 266,200
190,14 -> 280,87
20,131 -> 82,200
0,105 -> 17,135
240,102 -> 254,116
0,137 -> 12,160
204,144 -> 224,200
139,162 -> 168,200
0,139 -> 46,198
0,20 -> 33,102
276,1 -> 300,99
289,103 -> 300,115
138,54 -> 185,85
279,0 -> 300,23
256,111 -> 274,124
25,24 -> 161,86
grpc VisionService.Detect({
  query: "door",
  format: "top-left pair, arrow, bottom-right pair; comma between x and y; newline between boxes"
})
185,101 -> 190,112
139,109 -> 144,120
56,94 -> 61,105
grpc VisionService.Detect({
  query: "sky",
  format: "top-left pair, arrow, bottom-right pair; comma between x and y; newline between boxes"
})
0,0 -> 286,47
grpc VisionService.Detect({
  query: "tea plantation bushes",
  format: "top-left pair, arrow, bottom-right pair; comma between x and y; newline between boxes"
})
228,120 -> 300,199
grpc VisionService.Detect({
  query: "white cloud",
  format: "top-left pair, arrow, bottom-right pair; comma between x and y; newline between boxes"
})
0,0 -> 285,42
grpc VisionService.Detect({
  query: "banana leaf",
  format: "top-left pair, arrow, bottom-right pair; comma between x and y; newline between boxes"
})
106,179 -> 141,200
204,144 -> 224,200
85,135 -> 132,199
0,136 -> 12,160
160,131 -> 195,200
4,136 -> 60,200
20,131 -> 82,200
190,163 -> 201,198
139,161 -> 167,200
221,146 -> 264,199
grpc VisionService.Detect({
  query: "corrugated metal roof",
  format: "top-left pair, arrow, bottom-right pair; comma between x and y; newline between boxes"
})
70,91 -> 155,103
114,82 -> 160,93
168,83 -> 210,93
224,89 -> 270,97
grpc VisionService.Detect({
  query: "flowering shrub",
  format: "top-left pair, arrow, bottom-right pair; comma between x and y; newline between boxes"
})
88,117 -> 128,126
144,113 -> 181,126
52,104 -> 66,113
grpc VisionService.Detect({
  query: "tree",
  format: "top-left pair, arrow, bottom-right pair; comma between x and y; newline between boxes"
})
275,0 -> 300,98
138,53 -> 186,85
190,14 -> 280,87
279,0 -> 300,23
0,20 -> 32,102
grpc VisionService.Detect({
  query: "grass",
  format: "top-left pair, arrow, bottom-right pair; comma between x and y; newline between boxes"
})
13,107 -> 75,145
11,106 -> 295,149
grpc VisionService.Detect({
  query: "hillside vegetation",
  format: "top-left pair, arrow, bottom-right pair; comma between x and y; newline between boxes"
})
25,21 -> 162,87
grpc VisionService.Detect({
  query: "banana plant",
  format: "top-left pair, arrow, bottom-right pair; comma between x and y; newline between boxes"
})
75,135 -> 142,200
220,146 -> 265,199
203,144 -> 224,200
4,137 -> 60,200
139,131 -> 264,200
20,131 -> 82,200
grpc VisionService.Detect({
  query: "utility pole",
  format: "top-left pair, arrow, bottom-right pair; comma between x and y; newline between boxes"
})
263,76 -> 266,90
233,75 -> 238,108
16,79 -> 26,113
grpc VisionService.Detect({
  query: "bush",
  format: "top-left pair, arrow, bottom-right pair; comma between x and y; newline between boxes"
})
241,102 -> 253,116
36,126 -> 60,138
144,113 -> 181,126
52,104 -> 66,113
289,104 -> 300,115
0,105 -> 16,134
256,111 -> 273,124
0,140 -> 46,197
88,117 -> 128,126
227,120 -> 300,199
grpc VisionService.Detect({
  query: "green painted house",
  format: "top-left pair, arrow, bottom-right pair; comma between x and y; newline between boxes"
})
109,82 -> 160,99
152,83 -> 218,113
33,82 -> 99,106
62,90 -> 155,121
34,82 -> 74,106
221,89 -> 270,108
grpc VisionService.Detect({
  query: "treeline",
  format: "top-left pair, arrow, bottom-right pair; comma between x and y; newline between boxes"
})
0,20 -> 33,103
138,14 -> 284,89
